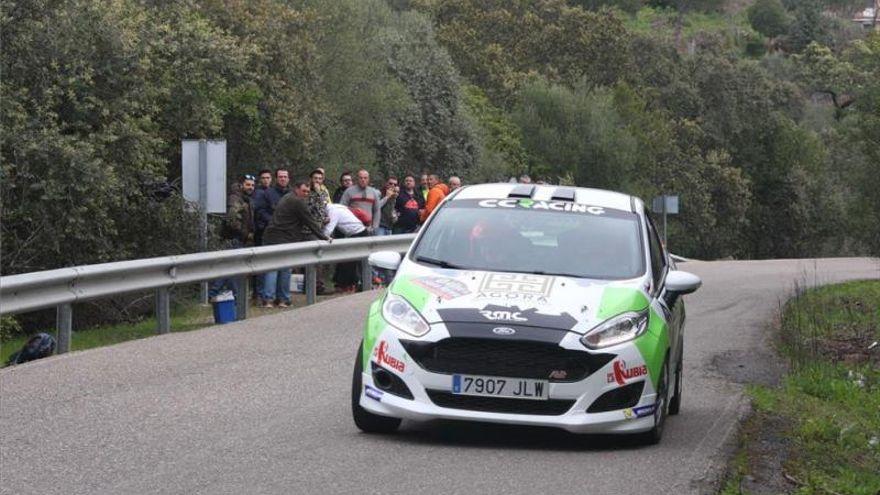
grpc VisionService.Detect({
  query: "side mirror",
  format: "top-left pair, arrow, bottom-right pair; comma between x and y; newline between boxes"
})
665,270 -> 702,295
368,251 -> 402,271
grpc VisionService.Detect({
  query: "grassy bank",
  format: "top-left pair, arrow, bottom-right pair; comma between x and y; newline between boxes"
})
0,303 -> 213,366
721,280 -> 880,494
0,287 -> 349,367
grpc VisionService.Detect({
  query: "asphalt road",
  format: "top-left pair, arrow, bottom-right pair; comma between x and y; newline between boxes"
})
1,258 -> 876,495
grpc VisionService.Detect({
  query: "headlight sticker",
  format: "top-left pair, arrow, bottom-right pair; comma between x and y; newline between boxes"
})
411,276 -> 471,300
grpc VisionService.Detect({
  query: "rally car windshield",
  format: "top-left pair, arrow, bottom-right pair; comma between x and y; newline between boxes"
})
412,199 -> 645,280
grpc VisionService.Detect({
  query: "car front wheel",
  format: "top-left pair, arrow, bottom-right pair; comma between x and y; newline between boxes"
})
639,357 -> 670,445
351,342 -> 401,434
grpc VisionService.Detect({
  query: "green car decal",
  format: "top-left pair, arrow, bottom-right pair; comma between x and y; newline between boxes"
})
635,307 -> 670,389
362,299 -> 385,371
597,286 -> 668,389
388,274 -> 431,311
596,286 -> 649,319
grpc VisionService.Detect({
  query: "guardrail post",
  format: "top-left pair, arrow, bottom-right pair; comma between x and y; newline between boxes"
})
236,276 -> 248,320
361,259 -> 373,291
155,288 -> 171,334
304,265 -> 317,305
56,304 -> 72,354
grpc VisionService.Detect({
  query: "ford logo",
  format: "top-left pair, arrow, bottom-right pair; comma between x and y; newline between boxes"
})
492,327 -> 516,336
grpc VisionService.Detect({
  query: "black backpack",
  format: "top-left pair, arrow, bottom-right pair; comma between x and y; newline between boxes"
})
7,333 -> 56,366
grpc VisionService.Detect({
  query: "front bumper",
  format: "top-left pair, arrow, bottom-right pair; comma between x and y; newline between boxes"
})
360,332 -> 659,434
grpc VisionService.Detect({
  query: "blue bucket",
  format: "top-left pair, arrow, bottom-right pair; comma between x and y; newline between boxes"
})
212,292 -> 236,324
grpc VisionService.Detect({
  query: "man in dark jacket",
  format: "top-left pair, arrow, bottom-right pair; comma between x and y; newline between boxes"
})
253,168 -> 290,239
254,168 -> 289,306
209,175 -> 255,303
252,168 -> 273,243
378,176 -> 399,236
250,168 -> 273,300
394,174 -> 425,234
332,171 -> 353,204
261,180 -> 331,308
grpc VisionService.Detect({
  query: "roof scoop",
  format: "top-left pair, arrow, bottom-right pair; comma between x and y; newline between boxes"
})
507,184 -> 535,198
551,187 -> 576,201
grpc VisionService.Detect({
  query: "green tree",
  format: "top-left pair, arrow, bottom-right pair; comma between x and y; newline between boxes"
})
511,79 -> 638,189
461,85 -> 528,181
411,0 -> 632,104
793,42 -> 861,114
570,0 -> 644,14
646,0 -> 726,47
835,34 -> 880,253
747,0 -> 790,39
293,0 -> 411,175
197,0 -> 323,173
382,10 -> 478,177
610,87 -> 752,259
0,0 -> 234,273
786,0 -> 827,52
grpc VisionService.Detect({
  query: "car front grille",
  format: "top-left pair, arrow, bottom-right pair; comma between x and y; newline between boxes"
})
425,390 -> 575,416
400,338 -> 614,382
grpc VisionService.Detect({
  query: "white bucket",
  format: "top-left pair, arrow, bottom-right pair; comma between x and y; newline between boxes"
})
290,273 -> 304,293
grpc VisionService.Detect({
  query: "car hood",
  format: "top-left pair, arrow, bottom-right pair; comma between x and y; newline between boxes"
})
387,262 -> 651,335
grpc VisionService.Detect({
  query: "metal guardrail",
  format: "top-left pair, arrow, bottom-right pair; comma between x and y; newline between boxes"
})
0,234 -> 416,353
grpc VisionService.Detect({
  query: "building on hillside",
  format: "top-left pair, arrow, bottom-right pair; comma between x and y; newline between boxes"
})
853,0 -> 880,31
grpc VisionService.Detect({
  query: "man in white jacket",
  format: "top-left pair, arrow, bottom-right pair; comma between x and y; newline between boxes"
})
325,204 -> 368,293
324,204 -> 367,239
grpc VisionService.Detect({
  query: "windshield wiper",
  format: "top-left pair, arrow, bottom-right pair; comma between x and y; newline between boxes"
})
415,256 -> 463,269
523,270 -> 577,277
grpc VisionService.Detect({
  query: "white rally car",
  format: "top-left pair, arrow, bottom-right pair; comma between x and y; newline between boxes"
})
352,183 -> 701,443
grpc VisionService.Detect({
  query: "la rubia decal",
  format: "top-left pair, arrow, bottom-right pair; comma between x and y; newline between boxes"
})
606,360 -> 648,385
373,340 -> 405,373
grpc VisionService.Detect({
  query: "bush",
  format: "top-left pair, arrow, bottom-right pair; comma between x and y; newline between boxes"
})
745,33 -> 768,57
747,0 -> 790,39
0,316 -> 24,342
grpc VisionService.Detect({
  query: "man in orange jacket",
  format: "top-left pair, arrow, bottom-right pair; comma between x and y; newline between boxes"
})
420,174 -> 449,223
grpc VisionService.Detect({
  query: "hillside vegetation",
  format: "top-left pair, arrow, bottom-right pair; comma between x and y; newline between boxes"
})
2,0 -> 878,275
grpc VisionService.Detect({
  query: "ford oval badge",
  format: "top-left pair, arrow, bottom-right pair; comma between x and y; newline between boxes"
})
492,327 -> 516,336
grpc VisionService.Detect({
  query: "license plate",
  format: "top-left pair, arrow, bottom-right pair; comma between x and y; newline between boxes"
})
452,374 -> 548,401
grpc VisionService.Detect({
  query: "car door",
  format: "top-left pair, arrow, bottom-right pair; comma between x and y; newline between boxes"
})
645,213 -> 684,365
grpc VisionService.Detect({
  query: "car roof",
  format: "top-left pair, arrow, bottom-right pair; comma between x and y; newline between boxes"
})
451,183 -> 638,213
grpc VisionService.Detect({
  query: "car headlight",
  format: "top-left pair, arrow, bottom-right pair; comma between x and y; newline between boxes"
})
382,293 -> 430,337
581,310 -> 649,349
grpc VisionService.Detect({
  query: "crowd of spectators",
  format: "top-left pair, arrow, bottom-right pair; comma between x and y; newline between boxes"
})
212,167 -> 461,308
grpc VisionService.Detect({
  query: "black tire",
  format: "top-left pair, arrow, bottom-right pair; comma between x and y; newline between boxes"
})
639,358 -> 670,445
668,351 -> 683,416
351,342 -> 401,434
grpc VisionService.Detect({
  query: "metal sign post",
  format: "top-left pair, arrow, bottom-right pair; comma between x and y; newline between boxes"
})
652,195 -> 679,246
198,141 -> 208,302
183,139 -> 227,304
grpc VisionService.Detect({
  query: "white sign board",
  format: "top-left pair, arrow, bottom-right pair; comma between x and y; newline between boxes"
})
182,140 -> 227,213
666,195 -> 679,214
652,195 -> 679,215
